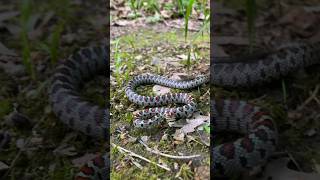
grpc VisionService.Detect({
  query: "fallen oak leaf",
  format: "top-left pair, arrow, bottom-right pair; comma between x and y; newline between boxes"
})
0,161 -> 9,171
181,113 -> 209,134
173,129 -> 185,144
72,153 -> 97,168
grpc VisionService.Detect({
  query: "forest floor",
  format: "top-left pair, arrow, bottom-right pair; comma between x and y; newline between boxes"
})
0,0 -> 107,179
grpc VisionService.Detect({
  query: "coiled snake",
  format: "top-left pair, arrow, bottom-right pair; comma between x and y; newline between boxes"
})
125,41 -> 320,177
48,45 -> 108,179
211,41 -> 320,176
125,74 -> 209,128
48,41 -> 319,179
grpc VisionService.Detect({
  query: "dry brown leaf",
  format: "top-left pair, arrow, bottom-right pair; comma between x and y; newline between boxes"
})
140,136 -> 149,143
72,153 -> 97,168
171,73 -> 187,80
173,129 -> 185,144
0,161 -> 9,171
114,19 -> 134,27
176,54 -> 188,60
181,114 -> 209,134
160,10 -> 172,19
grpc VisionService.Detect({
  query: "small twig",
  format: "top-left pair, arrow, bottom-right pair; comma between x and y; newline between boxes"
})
297,85 -> 320,111
287,151 -> 303,172
313,96 -> 320,105
111,143 -> 171,171
4,115 -> 45,178
120,130 -> 203,160
201,88 -> 210,100
252,94 -> 267,103
138,140 -> 201,160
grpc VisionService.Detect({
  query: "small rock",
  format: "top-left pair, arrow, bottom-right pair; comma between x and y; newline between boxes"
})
305,128 -> 317,137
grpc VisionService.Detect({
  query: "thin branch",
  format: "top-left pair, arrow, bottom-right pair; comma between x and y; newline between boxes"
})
138,140 -> 201,160
111,143 -> 171,171
297,85 -> 320,111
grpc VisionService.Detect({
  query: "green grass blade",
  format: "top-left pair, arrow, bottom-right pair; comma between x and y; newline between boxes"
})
186,47 -> 191,72
191,14 -> 209,43
184,0 -> 195,40
281,79 -> 287,105
20,0 -> 36,80
246,0 -> 256,53
49,23 -> 63,65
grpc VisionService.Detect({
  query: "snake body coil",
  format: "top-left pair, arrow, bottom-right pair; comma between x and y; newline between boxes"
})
211,42 -> 319,177
49,41 -> 320,178
48,45 -> 108,179
213,42 -> 320,87
125,74 -> 208,127
126,42 -> 320,177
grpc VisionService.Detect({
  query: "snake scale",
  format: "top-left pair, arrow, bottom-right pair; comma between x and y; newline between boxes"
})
48,41 -> 319,179
48,44 -> 109,179
125,41 -> 320,177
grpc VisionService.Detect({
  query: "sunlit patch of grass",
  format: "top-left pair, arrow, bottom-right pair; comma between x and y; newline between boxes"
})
129,0 -> 143,18
113,38 -> 135,85
183,0 -> 209,72
176,163 -> 194,179
128,0 -> 160,19
184,0 -> 195,41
